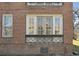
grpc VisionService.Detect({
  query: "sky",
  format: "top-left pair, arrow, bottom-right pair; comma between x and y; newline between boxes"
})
73,2 -> 79,25
73,2 -> 79,9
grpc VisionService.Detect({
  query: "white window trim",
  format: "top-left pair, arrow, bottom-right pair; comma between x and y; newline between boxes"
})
27,2 -> 63,6
26,15 -> 30,35
2,14 -> 13,37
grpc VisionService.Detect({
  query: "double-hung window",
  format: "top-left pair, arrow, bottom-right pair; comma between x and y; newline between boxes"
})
26,14 -> 63,43
2,14 -> 13,37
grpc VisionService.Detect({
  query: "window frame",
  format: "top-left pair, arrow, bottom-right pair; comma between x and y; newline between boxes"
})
2,14 -> 13,37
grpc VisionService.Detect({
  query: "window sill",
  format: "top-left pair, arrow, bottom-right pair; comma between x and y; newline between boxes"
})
25,35 -> 63,37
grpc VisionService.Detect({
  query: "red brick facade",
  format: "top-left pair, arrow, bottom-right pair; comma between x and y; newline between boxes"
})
0,2 -> 73,55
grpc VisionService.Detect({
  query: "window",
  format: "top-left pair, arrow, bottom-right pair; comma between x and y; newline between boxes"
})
27,2 -> 63,6
26,15 -> 63,43
53,16 -> 63,35
26,15 -> 36,35
26,15 -> 63,35
2,14 -> 13,37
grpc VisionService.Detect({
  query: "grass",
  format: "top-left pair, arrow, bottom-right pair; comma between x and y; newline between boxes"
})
73,40 -> 79,55
73,45 -> 79,55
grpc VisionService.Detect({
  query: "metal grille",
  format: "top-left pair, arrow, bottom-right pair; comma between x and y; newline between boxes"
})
53,37 -> 63,43
26,37 -> 63,43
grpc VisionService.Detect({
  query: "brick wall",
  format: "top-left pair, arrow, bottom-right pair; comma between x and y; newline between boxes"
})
0,2 -> 73,56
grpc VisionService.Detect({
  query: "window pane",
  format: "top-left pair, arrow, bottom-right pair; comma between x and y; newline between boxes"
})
4,27 -> 12,37
37,16 -> 44,35
45,16 -> 53,35
4,16 -> 12,27
28,17 -> 34,34
26,16 -> 35,35
37,16 -> 53,35
55,16 -> 60,34
54,16 -> 63,35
